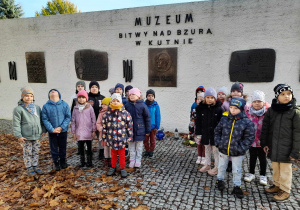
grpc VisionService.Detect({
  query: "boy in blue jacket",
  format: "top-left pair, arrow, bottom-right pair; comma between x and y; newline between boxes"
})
42,89 -> 71,171
214,97 -> 255,199
144,89 -> 161,158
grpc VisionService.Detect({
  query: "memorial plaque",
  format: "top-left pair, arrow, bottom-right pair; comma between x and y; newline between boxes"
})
148,48 -> 177,87
229,49 -> 276,82
75,50 -> 108,81
26,52 -> 47,83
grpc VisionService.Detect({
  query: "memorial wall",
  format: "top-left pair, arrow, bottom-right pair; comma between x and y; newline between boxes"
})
0,0 -> 299,132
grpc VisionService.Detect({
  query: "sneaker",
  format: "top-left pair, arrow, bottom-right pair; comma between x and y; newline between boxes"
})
207,167 -> 218,176
120,169 -> 128,178
265,185 -> 280,193
200,159 -> 206,165
244,173 -> 255,182
27,168 -> 36,176
129,159 -> 135,168
232,186 -> 244,199
54,161 -> 61,171
196,157 -> 202,164
259,176 -> 268,186
107,167 -> 116,176
273,190 -> 290,202
148,152 -> 154,158
143,151 -> 150,158
199,165 -> 211,173
33,166 -> 43,175
216,180 -> 225,191
135,161 -> 141,168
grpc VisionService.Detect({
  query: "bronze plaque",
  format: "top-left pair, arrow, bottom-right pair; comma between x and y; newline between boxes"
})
75,50 -> 108,81
148,48 -> 177,87
229,49 -> 276,82
26,52 -> 47,83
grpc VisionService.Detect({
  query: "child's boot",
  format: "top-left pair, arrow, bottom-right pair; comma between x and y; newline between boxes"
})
216,180 -> 225,191
27,167 -> 36,176
149,152 -> 154,158
196,156 -> 201,164
273,190 -> 290,202
98,149 -> 104,160
86,154 -> 93,167
135,160 -> 141,168
143,151 -> 149,157
232,186 -> 244,199
54,161 -> 61,171
80,155 -> 86,167
33,166 -> 43,175
199,164 -> 211,172
107,167 -> 116,176
108,158 -> 112,167
265,185 -> 280,193
60,158 -> 69,169
259,175 -> 267,186
129,159 -> 135,168
120,169 -> 128,178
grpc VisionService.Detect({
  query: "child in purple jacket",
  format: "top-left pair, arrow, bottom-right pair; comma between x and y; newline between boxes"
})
71,90 -> 96,167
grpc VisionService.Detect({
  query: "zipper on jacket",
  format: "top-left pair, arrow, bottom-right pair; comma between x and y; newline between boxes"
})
276,113 -> 283,162
227,120 -> 235,156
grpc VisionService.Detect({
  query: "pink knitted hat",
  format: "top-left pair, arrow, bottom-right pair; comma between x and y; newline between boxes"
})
77,90 -> 89,101
129,88 -> 141,98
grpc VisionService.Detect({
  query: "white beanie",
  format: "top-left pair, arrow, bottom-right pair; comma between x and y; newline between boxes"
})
197,92 -> 205,98
251,90 -> 265,103
111,93 -> 122,103
217,86 -> 229,95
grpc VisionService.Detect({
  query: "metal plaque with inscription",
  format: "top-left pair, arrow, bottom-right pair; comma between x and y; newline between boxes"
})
75,50 -> 108,81
229,49 -> 276,82
26,52 -> 47,83
148,48 -> 177,87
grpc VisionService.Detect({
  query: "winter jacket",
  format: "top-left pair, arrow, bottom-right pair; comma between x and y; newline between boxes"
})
145,101 -> 161,130
71,103 -> 96,141
190,102 -> 197,116
88,92 -> 105,119
214,111 -> 255,156
125,100 -> 151,141
102,106 -> 133,150
13,100 -> 46,140
245,102 -> 271,147
195,101 -> 223,145
122,96 -> 128,106
42,99 -> 71,133
260,99 -> 300,162
96,109 -> 106,133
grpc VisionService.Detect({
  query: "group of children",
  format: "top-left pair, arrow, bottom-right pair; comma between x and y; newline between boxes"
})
189,82 -> 300,201
13,81 -> 161,179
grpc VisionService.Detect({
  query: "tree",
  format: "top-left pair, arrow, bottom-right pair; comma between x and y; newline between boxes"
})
35,0 -> 80,17
0,0 -> 23,19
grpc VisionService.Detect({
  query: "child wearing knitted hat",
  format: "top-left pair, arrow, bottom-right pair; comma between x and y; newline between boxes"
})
125,88 -> 151,168
70,80 -> 86,115
195,88 -> 223,175
96,97 -> 111,166
244,90 -> 270,186
102,93 -> 133,178
215,97 -> 255,199
261,84 -> 300,202
115,83 -> 128,105
71,90 -> 97,168
217,86 -> 229,104
13,87 -> 46,176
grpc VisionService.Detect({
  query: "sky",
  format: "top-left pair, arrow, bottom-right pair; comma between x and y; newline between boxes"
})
15,0 -> 206,18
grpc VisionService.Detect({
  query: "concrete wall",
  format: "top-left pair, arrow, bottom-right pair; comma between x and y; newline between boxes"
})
0,0 -> 299,132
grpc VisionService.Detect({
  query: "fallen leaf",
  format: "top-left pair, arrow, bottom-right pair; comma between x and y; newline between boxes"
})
131,192 -> 138,197
137,179 -> 143,183
151,169 -> 159,172
102,204 -> 112,209
149,181 -> 157,185
243,191 -> 250,195
136,191 -> 146,195
126,168 -> 135,173
29,203 -> 40,207
203,186 -> 210,190
49,199 -> 59,207
131,206 -> 149,210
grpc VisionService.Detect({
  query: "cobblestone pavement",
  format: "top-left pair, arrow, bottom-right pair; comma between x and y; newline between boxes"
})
1,119 -> 300,209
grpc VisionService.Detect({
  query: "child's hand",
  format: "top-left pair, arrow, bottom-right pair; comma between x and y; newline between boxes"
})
263,146 -> 269,154
18,137 -> 26,143
92,132 -> 96,139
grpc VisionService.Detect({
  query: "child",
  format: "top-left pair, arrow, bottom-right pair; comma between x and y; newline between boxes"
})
115,83 -> 128,105
143,89 -> 161,158
244,90 -> 270,185
42,89 -> 71,171
96,97 -> 112,166
70,80 -> 86,115
71,90 -> 96,167
102,93 -> 133,178
215,97 -> 255,199
13,87 -> 46,176
261,84 -> 300,202
125,88 -> 151,168
125,85 -> 133,97
191,86 -> 205,117
217,86 -> 228,104
195,88 -> 223,175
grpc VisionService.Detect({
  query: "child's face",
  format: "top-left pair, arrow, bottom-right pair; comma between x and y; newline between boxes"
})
90,85 -> 99,94
125,90 -> 130,97
197,90 -> 203,95
205,96 -> 216,105
77,96 -> 87,104
147,94 -> 155,102
77,84 -> 85,92
196,96 -> 203,105
229,106 -> 241,116
278,90 -> 293,104
23,94 -> 34,104
102,104 -> 108,111
129,94 -> 139,102
252,100 -> 264,110
115,87 -> 123,95
217,92 -> 226,100
49,90 -> 59,99
231,90 -> 242,97
111,99 -> 121,106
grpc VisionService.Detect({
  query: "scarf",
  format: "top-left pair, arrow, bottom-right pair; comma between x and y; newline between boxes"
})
78,104 -> 85,112
21,102 -> 37,116
249,106 -> 266,117
145,100 -> 154,105
110,103 -> 123,110
271,98 -> 295,112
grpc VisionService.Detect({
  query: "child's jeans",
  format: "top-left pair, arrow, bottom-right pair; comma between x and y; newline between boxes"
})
128,141 -> 143,162
217,153 -> 244,186
204,145 -> 219,166
111,148 -> 125,169
143,129 -> 156,152
48,132 -> 67,162
272,162 -> 292,193
21,140 -> 40,168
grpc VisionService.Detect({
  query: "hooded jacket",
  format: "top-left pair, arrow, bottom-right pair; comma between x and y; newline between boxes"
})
260,98 -> 300,162
214,111 -> 255,156
145,100 -> 161,130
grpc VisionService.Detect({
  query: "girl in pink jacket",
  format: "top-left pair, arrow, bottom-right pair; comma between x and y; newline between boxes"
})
244,90 -> 270,185
71,90 -> 96,168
